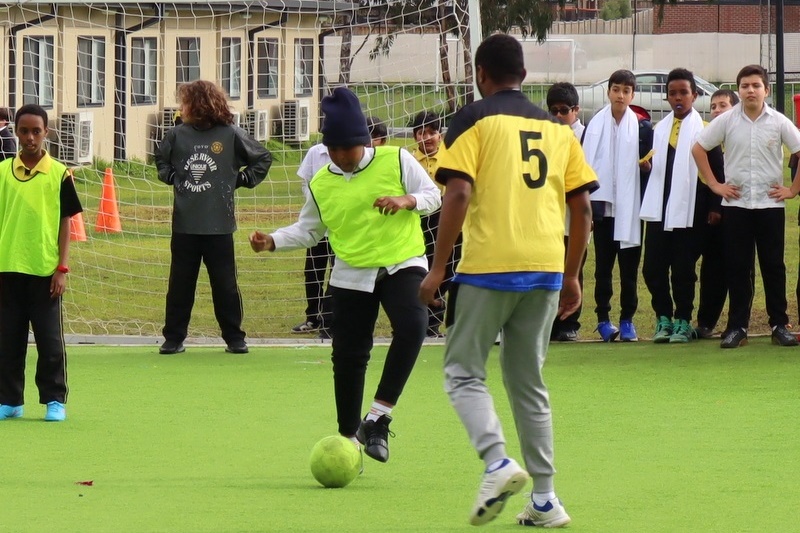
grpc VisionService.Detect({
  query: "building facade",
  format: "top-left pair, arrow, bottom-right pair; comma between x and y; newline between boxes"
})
0,1 -> 351,163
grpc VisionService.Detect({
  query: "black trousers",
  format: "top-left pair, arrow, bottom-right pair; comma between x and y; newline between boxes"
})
330,267 -> 427,436
421,210 -> 461,332
696,220 -> 728,329
642,222 -> 701,321
0,273 -> 68,405
723,207 -> 788,330
163,233 -> 246,344
593,216 -> 642,322
797,229 -> 800,324
552,235 -> 587,333
303,237 -> 333,328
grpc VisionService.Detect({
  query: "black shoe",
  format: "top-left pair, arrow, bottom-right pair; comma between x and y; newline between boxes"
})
720,328 -> 748,349
355,414 -> 394,463
426,327 -> 445,339
771,325 -> 799,347
694,326 -> 715,339
225,340 -> 249,354
291,320 -> 320,334
318,328 -> 332,340
159,340 -> 185,354
553,329 -> 578,342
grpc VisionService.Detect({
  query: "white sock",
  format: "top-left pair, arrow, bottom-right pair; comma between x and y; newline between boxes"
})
365,402 -> 392,422
532,492 -> 556,506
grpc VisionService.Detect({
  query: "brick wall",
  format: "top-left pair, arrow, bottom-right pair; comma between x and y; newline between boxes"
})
653,3 -> 800,34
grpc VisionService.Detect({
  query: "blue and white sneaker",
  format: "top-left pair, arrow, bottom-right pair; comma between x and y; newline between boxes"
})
516,498 -> 572,528
44,401 -> 66,422
0,404 -> 23,420
619,320 -> 638,342
469,458 -> 529,526
596,321 -> 620,342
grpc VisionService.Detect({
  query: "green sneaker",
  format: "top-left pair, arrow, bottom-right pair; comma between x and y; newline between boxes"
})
669,319 -> 693,343
653,316 -> 673,343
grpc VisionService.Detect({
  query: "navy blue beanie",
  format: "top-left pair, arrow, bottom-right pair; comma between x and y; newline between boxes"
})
321,87 -> 371,148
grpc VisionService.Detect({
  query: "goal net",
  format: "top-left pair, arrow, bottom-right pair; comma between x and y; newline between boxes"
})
0,0 -> 478,340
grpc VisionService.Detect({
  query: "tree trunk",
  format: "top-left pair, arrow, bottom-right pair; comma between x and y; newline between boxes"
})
460,7 -> 475,104
338,16 -> 353,85
438,10 -> 457,113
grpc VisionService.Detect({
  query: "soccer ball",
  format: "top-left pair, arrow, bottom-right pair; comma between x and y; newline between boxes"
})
309,435 -> 361,488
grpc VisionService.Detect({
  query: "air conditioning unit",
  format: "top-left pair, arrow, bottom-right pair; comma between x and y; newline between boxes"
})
281,99 -> 310,143
244,109 -> 269,142
231,111 -> 241,128
59,111 -> 94,165
161,107 -> 180,128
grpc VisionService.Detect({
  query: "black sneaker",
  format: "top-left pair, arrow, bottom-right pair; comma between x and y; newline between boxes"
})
720,328 -> 748,349
553,329 -> 578,342
159,340 -> 185,354
291,320 -> 320,334
225,340 -> 249,354
694,326 -> 715,339
355,414 -> 394,463
771,325 -> 799,347
427,325 -> 449,338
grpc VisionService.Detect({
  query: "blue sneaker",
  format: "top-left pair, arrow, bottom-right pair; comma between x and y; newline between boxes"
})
619,320 -> 638,342
596,321 -> 620,342
44,401 -> 66,422
0,404 -> 23,420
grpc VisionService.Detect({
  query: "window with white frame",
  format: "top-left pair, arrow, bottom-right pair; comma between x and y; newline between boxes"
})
77,36 -> 106,106
221,37 -> 242,99
257,38 -> 278,98
22,36 -> 55,107
294,38 -> 313,97
132,37 -> 158,105
176,37 -> 201,84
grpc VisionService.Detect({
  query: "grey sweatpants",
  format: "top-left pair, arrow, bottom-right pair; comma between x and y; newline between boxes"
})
444,283 -> 559,493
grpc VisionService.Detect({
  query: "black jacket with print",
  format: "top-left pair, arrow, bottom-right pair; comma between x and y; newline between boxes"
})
156,123 -> 272,234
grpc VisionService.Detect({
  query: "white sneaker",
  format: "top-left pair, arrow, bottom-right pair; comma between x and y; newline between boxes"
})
469,458 -> 529,526
516,498 -> 571,528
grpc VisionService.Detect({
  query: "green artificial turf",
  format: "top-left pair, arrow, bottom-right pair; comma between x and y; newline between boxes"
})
1,341 -> 798,532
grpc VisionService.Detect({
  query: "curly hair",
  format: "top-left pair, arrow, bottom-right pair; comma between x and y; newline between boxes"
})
177,80 -> 234,127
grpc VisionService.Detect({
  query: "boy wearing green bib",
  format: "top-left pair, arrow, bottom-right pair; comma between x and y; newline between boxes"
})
250,88 -> 441,464
0,104 -> 83,422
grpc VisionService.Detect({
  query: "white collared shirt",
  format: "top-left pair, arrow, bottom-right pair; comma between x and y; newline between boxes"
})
571,119 -> 585,141
696,102 -> 800,209
296,143 -> 331,198
272,147 -> 442,292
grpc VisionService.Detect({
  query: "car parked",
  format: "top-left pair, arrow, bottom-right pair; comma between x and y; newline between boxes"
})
572,70 -> 719,124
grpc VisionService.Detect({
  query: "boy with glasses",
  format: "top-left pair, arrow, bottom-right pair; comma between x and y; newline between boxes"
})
546,83 -> 586,341
546,82 -> 584,140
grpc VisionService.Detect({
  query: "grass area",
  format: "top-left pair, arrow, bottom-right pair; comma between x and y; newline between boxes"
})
2,341 -> 798,532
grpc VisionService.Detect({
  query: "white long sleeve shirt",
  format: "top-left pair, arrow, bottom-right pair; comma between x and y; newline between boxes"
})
273,147 -> 442,292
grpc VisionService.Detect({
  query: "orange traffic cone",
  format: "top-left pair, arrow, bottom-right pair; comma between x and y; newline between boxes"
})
67,169 -> 87,241
95,167 -> 122,233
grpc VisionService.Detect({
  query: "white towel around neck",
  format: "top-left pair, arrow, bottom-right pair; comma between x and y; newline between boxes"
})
640,109 -> 704,230
582,104 -> 641,248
